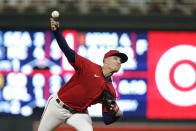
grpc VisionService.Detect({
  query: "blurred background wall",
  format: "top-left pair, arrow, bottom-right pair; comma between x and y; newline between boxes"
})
0,0 -> 196,131
0,0 -> 196,30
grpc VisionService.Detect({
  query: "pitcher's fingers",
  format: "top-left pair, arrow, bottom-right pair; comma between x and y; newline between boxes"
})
56,22 -> 60,28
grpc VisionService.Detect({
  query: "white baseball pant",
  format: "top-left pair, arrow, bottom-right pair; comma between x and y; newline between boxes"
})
38,94 -> 93,131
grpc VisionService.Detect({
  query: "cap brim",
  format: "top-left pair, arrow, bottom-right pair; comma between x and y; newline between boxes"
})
111,53 -> 128,63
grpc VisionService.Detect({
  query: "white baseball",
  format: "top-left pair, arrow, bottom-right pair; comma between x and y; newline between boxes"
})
51,10 -> 60,18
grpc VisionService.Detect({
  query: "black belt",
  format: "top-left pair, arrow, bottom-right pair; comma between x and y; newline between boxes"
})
56,98 -> 87,114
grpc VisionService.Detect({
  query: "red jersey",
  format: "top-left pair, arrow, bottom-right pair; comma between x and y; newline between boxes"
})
58,53 -> 116,112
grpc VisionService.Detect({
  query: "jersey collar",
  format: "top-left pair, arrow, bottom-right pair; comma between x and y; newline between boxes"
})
101,69 -> 112,82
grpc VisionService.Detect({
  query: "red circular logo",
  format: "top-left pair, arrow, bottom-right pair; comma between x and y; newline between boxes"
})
170,60 -> 196,91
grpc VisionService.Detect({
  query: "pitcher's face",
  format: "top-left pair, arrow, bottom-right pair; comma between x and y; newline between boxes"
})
104,56 -> 121,72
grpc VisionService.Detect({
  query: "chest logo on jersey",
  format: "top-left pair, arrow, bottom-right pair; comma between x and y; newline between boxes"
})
94,74 -> 100,78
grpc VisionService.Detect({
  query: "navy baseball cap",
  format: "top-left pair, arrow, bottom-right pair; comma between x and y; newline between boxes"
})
103,50 -> 128,63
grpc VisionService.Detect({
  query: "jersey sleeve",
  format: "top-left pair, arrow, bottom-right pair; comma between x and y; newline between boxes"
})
52,28 -> 95,72
53,28 -> 75,63
70,53 -> 94,72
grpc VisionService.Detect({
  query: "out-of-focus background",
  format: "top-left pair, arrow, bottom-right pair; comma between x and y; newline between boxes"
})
0,0 -> 196,131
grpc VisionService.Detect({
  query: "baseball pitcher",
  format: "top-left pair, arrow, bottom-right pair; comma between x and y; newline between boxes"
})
38,18 -> 128,131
